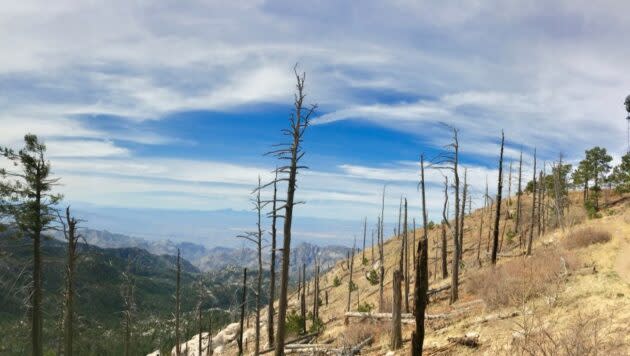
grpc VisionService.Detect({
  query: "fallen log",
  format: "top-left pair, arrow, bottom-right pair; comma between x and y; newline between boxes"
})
427,284 -> 451,296
341,336 -> 374,356
447,332 -> 480,347
259,332 -> 319,354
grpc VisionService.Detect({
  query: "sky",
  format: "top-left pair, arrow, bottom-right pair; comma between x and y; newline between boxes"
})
1,1 -> 629,247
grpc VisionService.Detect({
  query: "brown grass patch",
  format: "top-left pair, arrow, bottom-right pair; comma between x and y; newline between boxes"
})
466,248 -> 578,309
338,323 -> 381,348
511,311 -> 626,356
563,227 -> 612,250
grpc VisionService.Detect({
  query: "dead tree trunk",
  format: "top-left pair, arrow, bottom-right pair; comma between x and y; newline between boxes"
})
345,239 -> 356,324
441,177 -> 449,279
434,127 -> 461,303
378,186 -> 386,312
459,168 -> 468,262
412,154 -> 429,356
175,249 -> 181,356
59,207 -> 80,356
362,217 -> 367,263
390,270 -> 403,350
371,229 -> 375,265
491,131 -> 505,265
238,268 -> 247,355
412,218 -> 417,271
450,129 -> 461,304
198,299 -> 203,356
301,263 -> 306,334
538,169 -> 544,237
268,171 -> 278,348
516,149 -> 523,242
208,310 -> 213,355
273,68 -> 315,356
403,199 -> 409,313
527,149 -> 537,256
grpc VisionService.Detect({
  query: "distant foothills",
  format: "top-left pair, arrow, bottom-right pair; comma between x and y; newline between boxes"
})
56,228 -> 352,275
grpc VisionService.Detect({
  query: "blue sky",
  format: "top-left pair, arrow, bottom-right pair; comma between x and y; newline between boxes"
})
1,1 -> 629,247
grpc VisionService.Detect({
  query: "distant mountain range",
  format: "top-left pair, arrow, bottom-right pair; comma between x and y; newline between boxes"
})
77,228 -> 352,276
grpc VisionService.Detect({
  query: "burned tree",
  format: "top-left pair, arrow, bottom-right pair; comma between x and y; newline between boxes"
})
527,149 -> 537,256
267,170 -> 278,348
345,238 -> 356,324
58,207 -> 82,356
441,177 -> 449,279
237,176 -> 267,355
390,270 -> 403,350
403,199 -> 410,313
0,134 -> 62,356
238,268 -> 247,356
271,68 -> 316,356
378,186 -> 386,312
515,150 -> 523,238
434,127 -> 462,303
175,249 -> 182,356
362,217 -> 367,263
459,168 -> 468,262
491,131 -> 505,265
412,154 -> 429,356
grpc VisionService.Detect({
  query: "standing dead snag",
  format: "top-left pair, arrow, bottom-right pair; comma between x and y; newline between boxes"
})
516,149 -> 523,245
301,263 -> 306,334
412,218 -> 417,272
390,270 -> 403,350
441,177 -> 449,279
378,186 -> 386,312
491,131 -> 505,265
345,238 -> 356,324
362,217 -> 367,264
238,268 -> 247,355
412,154 -> 429,356
59,206 -> 82,356
271,68 -> 316,356
175,249 -> 182,356
527,149 -> 537,256
268,170 -> 278,348
403,199 -> 410,313
196,277 -> 205,356
433,126 -> 461,304
459,168 -> 468,262
238,176 -> 267,355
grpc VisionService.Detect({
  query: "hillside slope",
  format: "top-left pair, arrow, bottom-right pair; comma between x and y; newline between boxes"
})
178,190 -> 630,355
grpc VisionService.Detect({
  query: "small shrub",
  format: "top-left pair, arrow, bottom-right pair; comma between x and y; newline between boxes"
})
427,221 -> 436,230
366,269 -> 379,285
349,281 -> 358,292
285,310 -> 305,334
512,311 -> 625,355
357,302 -> 374,313
506,230 -> 516,245
584,199 -> 601,219
333,275 -> 341,287
563,227 -> 611,250
362,257 -> 369,266
308,314 -> 325,333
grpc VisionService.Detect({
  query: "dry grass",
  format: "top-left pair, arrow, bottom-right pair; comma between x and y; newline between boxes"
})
563,227 -> 612,250
466,248 -> 578,309
564,207 -> 588,228
337,323 -> 381,348
511,311 -> 626,356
